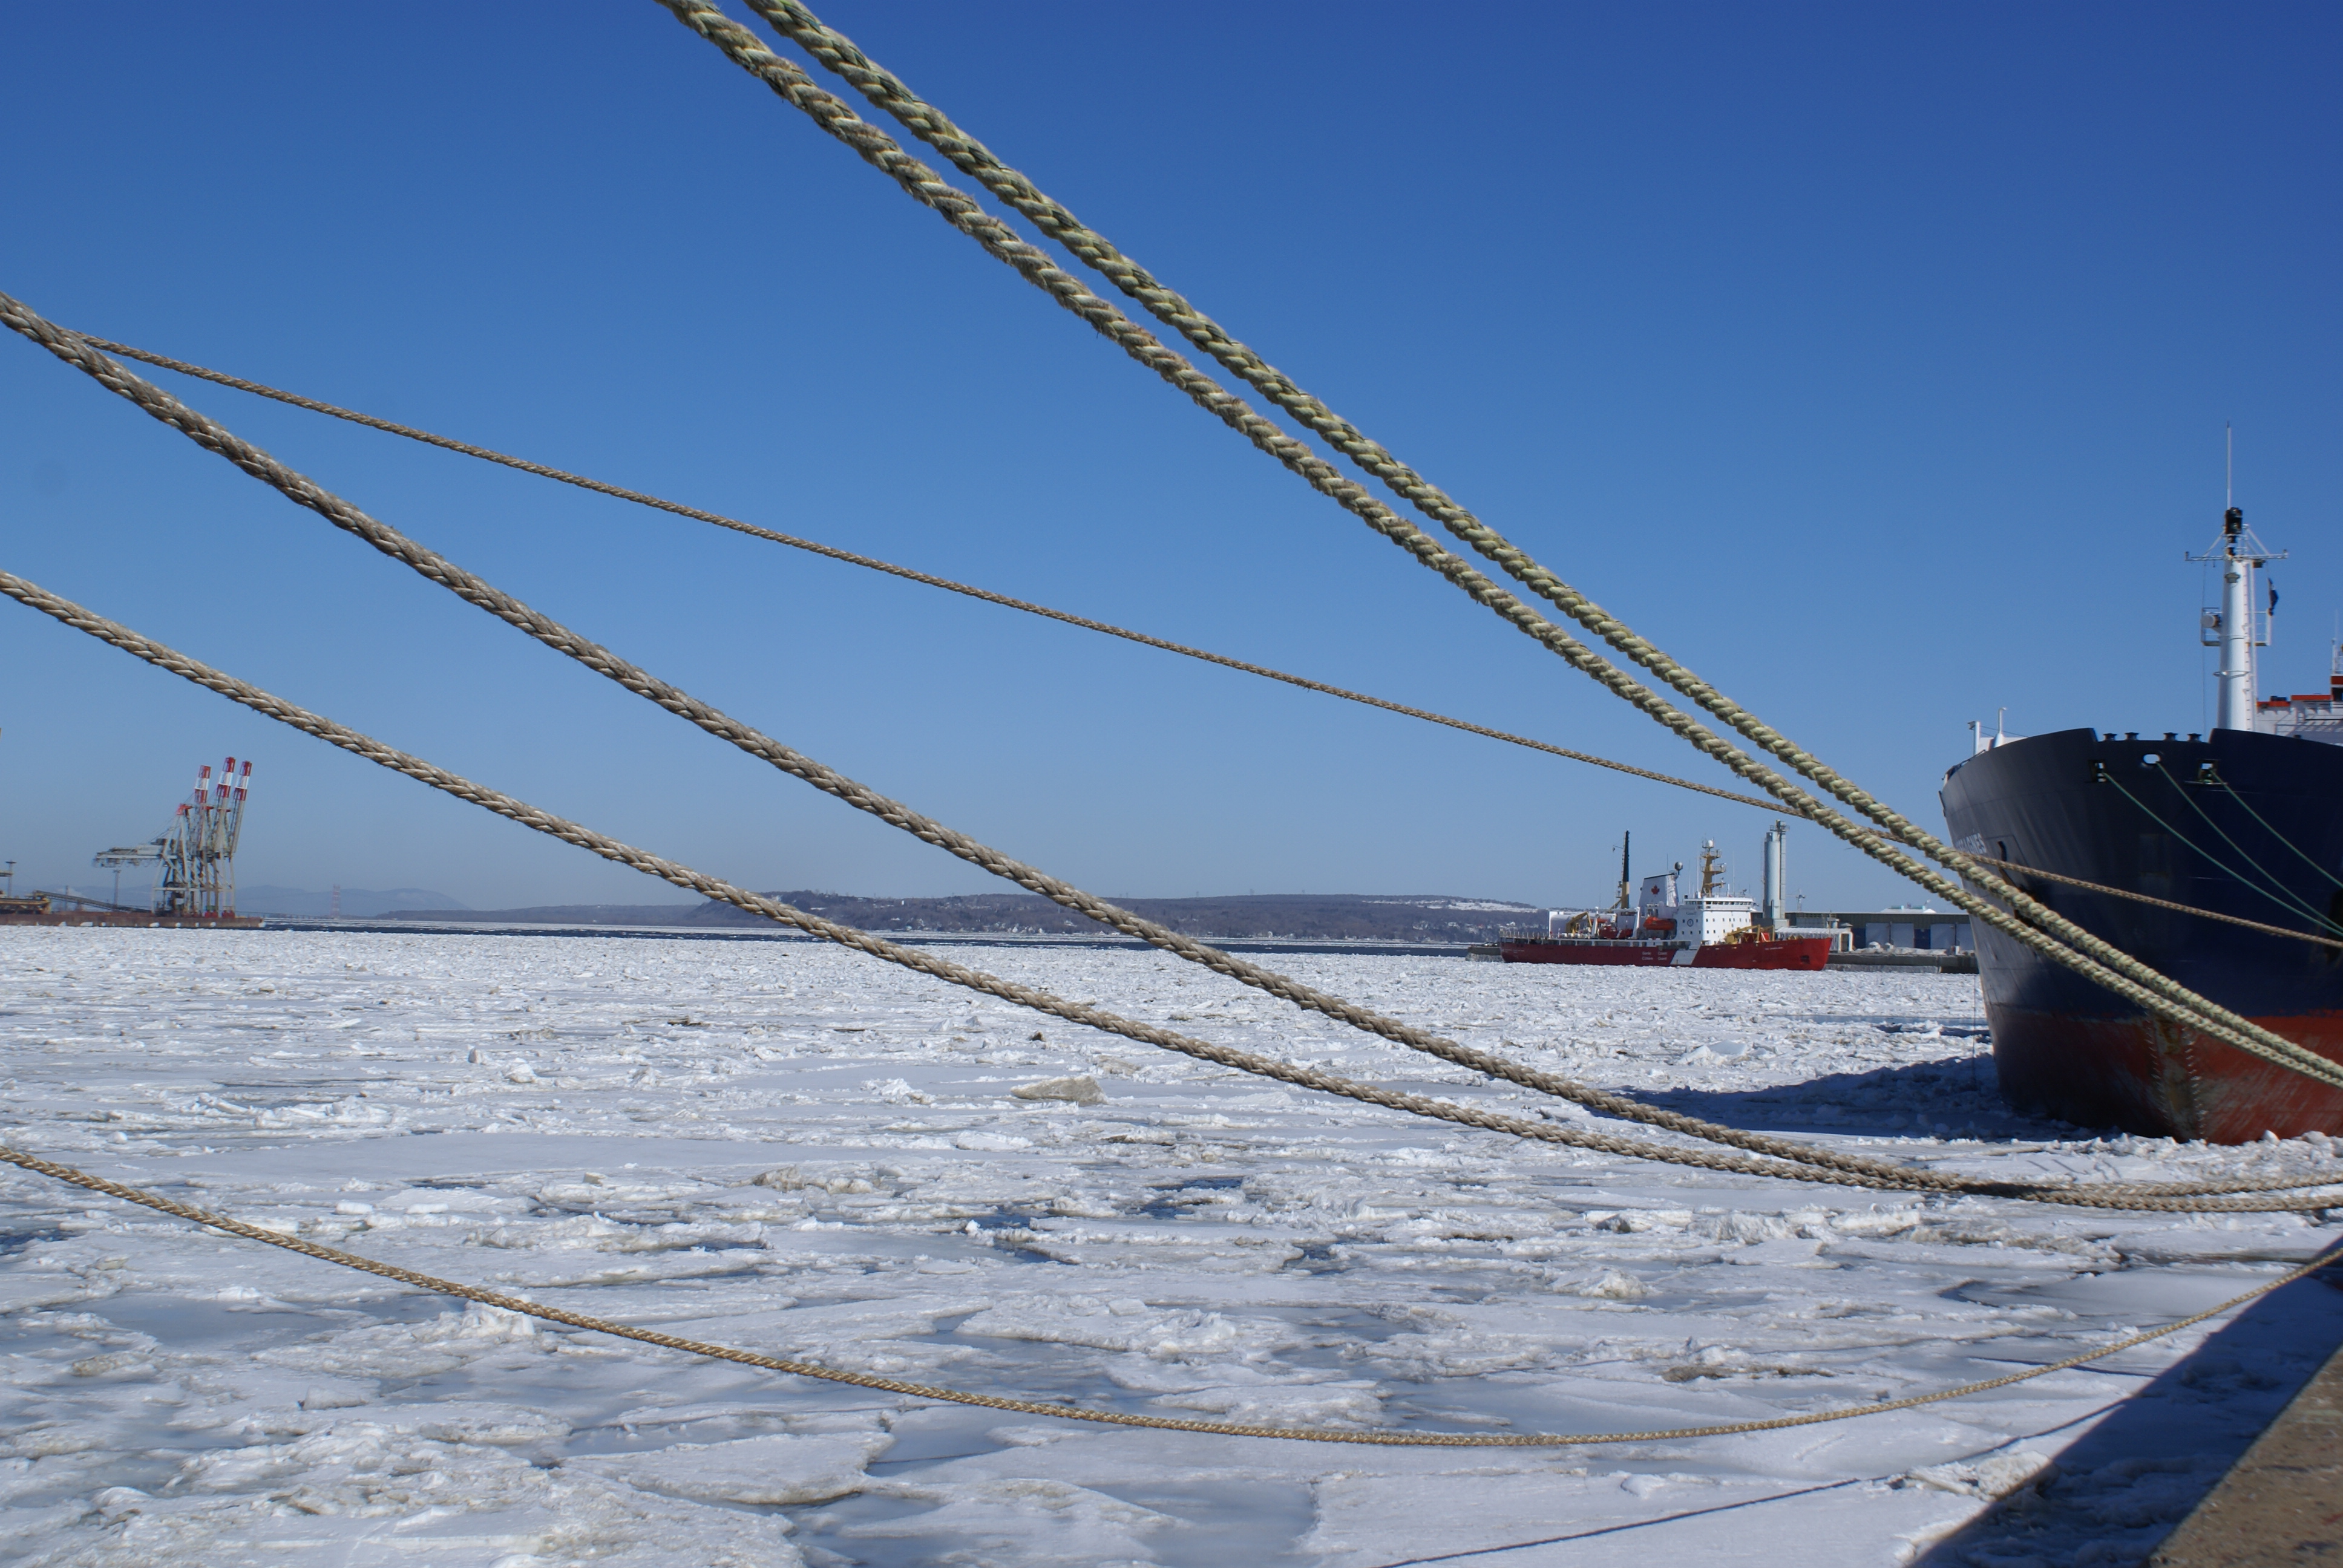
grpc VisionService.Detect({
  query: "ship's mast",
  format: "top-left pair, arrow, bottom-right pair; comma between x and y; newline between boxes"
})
1612,831 -> 1631,911
2189,435 -> 2284,731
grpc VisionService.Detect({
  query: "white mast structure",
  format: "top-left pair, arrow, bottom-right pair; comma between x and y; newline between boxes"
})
2190,506 -> 2284,731
2188,433 -> 2284,731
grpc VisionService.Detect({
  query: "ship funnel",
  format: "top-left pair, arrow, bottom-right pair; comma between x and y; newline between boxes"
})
1760,821 -> 1788,931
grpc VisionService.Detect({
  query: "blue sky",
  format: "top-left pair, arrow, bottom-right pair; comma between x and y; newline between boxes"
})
2,2 -> 2337,913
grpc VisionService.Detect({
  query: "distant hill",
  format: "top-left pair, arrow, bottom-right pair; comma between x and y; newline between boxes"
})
378,903 -> 699,926
379,892 -> 1538,942
239,886 -> 468,918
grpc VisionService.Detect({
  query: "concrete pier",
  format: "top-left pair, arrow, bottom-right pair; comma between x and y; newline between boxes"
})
2148,1338 -> 2343,1566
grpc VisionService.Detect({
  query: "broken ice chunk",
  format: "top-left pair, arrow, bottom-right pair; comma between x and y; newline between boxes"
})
1011,1075 -> 1104,1105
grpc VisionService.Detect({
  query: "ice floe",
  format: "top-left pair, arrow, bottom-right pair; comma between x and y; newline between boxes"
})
0,927 -> 2336,1566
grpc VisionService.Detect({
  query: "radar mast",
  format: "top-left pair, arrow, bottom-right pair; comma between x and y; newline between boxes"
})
2187,430 -> 2284,731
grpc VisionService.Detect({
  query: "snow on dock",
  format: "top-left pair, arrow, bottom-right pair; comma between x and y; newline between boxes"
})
0,927 -> 2335,1566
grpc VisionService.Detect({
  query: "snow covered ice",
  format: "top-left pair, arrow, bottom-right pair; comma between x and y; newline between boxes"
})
0,927 -> 2336,1566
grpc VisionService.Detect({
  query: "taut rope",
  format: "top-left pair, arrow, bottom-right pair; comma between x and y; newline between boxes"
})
13,298 -> 2343,1149
1,566 -> 2336,1210
719,0 -> 2093,907
4,289 -> 2341,1104
628,15 -> 2343,1095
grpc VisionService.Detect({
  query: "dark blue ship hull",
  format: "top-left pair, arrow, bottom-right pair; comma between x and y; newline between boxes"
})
1939,727 -> 2343,1141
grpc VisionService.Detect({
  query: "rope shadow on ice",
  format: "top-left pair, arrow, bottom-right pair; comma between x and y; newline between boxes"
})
1628,1053 -> 2068,1143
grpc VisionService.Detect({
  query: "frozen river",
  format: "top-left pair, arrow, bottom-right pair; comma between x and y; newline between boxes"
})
0,927 -> 2335,1566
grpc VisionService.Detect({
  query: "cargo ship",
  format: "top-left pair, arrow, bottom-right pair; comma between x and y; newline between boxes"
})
1500,829 -> 1836,969
1939,502 -> 2343,1142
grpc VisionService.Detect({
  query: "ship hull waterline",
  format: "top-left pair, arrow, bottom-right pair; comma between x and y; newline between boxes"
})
1499,936 -> 1832,970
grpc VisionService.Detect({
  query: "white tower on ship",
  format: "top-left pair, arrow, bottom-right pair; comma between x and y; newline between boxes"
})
2189,503 -> 2283,732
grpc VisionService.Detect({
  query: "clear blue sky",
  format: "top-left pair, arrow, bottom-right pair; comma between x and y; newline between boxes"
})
2,2 -> 2337,912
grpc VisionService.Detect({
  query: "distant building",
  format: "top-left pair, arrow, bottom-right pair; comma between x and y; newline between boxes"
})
1786,906 -> 1972,952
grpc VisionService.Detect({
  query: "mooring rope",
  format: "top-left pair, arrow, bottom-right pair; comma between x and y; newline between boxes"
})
626,17 -> 2343,1096
8,297 -> 2343,1117
16,299 -> 2343,1136
0,567 -> 1879,1192
71,339 -> 2337,965
0,15 -> 2324,1455
724,0 -> 2343,1044
723,0 -> 2075,895
73,333 -> 1785,818
5,566 -> 2336,1210
0,1142 -> 2332,1446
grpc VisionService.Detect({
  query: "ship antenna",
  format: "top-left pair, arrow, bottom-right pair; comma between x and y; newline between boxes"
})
2225,421 -> 2233,511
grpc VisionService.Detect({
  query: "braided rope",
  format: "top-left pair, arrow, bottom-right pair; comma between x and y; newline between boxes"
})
0,568 -> 1868,1189
638,10 -> 2343,1097
18,312 -> 2343,1191
727,2 -> 2081,903
74,334 -> 1784,818
0,1143 -> 2332,1446
1967,854 -> 2343,952
720,0 -> 2343,1087
4,567 -> 2338,1211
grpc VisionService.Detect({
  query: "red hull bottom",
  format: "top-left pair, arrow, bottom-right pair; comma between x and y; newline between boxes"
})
1990,1006 -> 2343,1142
1499,936 -> 1831,970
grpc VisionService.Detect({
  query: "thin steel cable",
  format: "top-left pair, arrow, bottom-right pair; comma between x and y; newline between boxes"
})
73,333 -> 1787,818
1964,854 -> 2343,952
72,338 -> 2335,970
628,15 -> 2343,1095
2,1147 -> 2330,1448
4,566 -> 2334,1210
2207,774 -> 2343,892
2151,768 -> 2343,929
2119,772 -> 2343,938
2111,780 -> 2343,942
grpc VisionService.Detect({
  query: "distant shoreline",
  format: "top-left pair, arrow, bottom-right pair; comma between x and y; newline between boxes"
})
346,890 -> 1540,946
244,918 -> 1477,958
